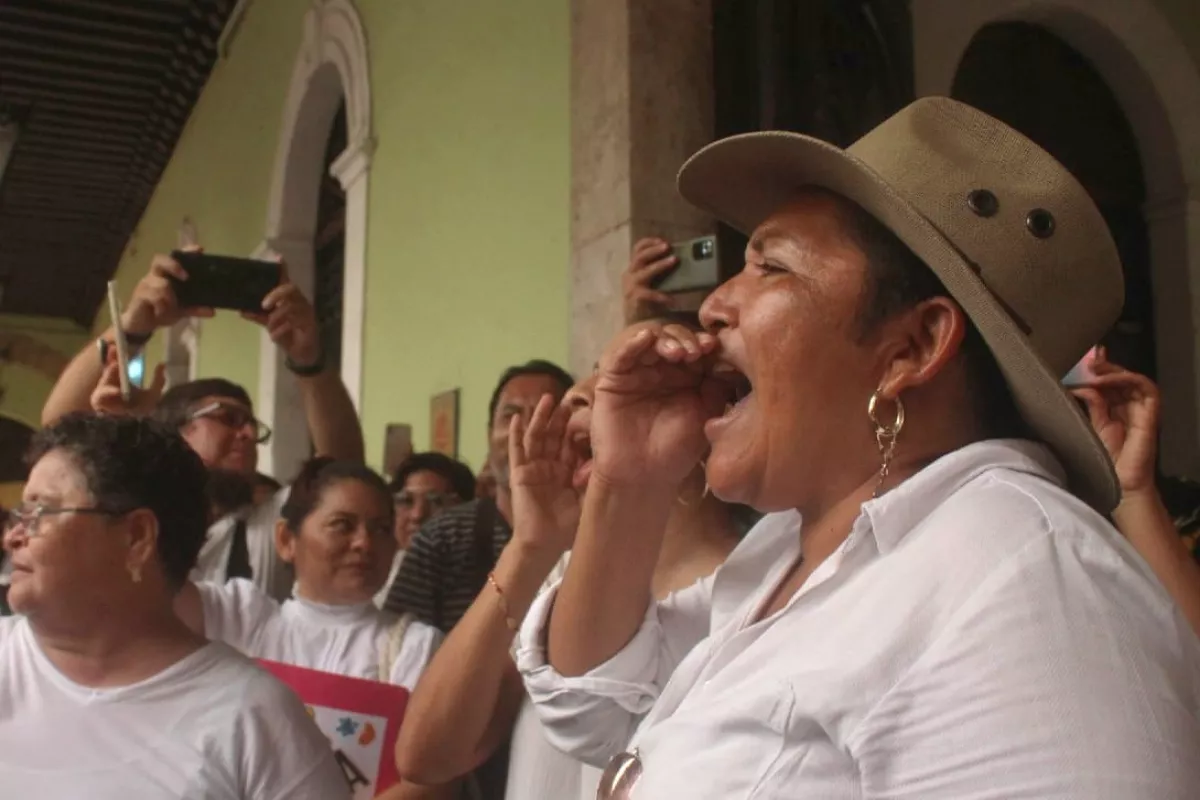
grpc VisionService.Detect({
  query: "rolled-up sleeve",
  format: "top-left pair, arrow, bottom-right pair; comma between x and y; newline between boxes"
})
515,575 -> 714,767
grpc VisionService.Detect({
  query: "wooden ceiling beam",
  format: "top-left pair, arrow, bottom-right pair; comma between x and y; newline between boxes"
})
3,70 -> 159,102
0,4 -> 175,42
0,53 -> 161,88
0,19 -> 171,58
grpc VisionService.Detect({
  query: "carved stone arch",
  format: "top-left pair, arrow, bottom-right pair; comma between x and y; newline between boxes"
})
258,0 -> 373,480
912,0 -> 1200,477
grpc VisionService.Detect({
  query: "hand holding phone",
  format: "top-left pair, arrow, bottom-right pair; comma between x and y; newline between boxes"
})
652,235 -> 721,294
106,282 -> 132,403
92,357 -> 166,417
169,251 -> 283,313
1062,346 -> 1101,388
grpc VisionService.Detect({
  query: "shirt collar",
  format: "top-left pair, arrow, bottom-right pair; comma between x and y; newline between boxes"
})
286,592 -> 378,626
862,438 -> 1067,555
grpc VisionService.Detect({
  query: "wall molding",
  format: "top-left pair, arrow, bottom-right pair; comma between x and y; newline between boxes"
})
911,0 -> 1200,476
258,0 -> 372,480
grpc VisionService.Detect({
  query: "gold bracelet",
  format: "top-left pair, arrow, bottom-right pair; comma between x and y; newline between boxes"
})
487,571 -> 519,632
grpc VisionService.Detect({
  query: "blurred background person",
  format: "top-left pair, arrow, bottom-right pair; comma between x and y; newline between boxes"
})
378,453 -> 476,607
383,360 -> 573,633
475,462 -> 497,502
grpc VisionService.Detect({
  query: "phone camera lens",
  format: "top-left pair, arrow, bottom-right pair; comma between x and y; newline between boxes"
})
693,239 -> 714,260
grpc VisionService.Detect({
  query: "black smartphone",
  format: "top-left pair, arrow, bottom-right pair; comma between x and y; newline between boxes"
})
653,235 -> 721,293
169,251 -> 282,313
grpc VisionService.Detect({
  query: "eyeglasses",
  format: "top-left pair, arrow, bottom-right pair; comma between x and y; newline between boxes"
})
3,503 -> 130,539
596,748 -> 642,799
188,402 -> 272,444
394,490 -> 459,510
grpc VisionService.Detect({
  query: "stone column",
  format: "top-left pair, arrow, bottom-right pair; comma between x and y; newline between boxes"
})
569,0 -> 715,376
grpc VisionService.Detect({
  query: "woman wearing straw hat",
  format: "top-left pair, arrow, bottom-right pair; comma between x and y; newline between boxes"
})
517,98 -> 1200,798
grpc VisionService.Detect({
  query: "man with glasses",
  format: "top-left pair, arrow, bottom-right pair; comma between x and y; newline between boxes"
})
40,248 -> 365,601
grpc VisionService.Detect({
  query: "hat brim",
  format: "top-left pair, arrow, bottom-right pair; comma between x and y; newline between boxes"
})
678,131 -> 1119,511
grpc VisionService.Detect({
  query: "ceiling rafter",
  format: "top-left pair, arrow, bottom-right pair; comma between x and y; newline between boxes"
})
0,0 -> 237,326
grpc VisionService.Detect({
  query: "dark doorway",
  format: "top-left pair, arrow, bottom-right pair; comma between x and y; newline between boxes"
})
314,100 -> 347,375
0,416 -> 33,485
712,0 -> 914,277
953,22 -> 1154,379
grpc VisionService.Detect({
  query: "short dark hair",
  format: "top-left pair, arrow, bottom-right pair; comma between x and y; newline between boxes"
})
487,360 -> 573,427
154,378 -> 253,430
27,413 -> 209,588
389,452 -> 476,502
837,194 -> 1027,439
280,457 -> 393,532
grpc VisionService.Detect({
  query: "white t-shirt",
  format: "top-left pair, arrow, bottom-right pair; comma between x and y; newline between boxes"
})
199,578 -> 443,689
193,488 -> 293,602
0,615 -> 349,799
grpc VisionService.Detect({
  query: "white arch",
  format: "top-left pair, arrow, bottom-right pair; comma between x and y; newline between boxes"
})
912,0 -> 1200,477
257,0 -> 373,480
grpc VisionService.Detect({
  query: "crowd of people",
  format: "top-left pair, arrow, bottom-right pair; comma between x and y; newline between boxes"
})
1,95 -> 1199,798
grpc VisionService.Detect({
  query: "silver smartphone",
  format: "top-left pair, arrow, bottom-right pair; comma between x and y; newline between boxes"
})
1062,346 -> 1100,388
655,235 -> 721,293
105,281 -> 132,402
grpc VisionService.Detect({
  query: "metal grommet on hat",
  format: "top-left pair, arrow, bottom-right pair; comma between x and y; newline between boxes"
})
966,189 -> 999,218
1026,208 -> 1056,239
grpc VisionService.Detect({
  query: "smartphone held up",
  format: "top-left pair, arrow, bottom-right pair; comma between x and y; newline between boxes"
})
1062,346 -> 1101,388
652,235 -> 721,294
168,251 -> 282,313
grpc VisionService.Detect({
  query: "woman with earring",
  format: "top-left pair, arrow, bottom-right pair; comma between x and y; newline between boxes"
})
516,98 -> 1200,798
0,414 -> 347,798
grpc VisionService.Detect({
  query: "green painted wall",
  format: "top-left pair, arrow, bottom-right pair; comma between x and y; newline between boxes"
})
357,0 -> 570,470
101,0 -> 569,474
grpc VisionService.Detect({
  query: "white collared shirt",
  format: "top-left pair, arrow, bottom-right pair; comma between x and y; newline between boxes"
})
518,439 -> 1200,799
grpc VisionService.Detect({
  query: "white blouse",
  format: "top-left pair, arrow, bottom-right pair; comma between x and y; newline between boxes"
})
199,578 -> 443,689
519,440 -> 1200,799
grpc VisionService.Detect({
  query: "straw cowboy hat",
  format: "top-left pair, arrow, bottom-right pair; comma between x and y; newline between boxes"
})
678,96 -> 1123,511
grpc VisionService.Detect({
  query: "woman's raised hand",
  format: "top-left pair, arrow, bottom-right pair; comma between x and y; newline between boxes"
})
1070,351 -> 1160,500
509,393 -> 581,555
590,320 -> 725,489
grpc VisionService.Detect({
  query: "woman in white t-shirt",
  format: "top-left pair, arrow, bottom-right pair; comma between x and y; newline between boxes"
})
175,457 -> 443,689
0,414 -> 347,799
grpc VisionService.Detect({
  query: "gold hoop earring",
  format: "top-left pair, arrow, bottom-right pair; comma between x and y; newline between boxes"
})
867,390 -> 905,498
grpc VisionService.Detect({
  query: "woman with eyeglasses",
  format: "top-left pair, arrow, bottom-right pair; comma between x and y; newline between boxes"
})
0,414 -> 347,798
376,453 -> 476,608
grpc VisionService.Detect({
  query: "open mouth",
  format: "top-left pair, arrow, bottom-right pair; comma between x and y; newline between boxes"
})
570,431 -> 594,490
710,360 -> 754,420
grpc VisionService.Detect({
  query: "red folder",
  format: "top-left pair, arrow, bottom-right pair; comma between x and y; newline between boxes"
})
258,659 -> 409,798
